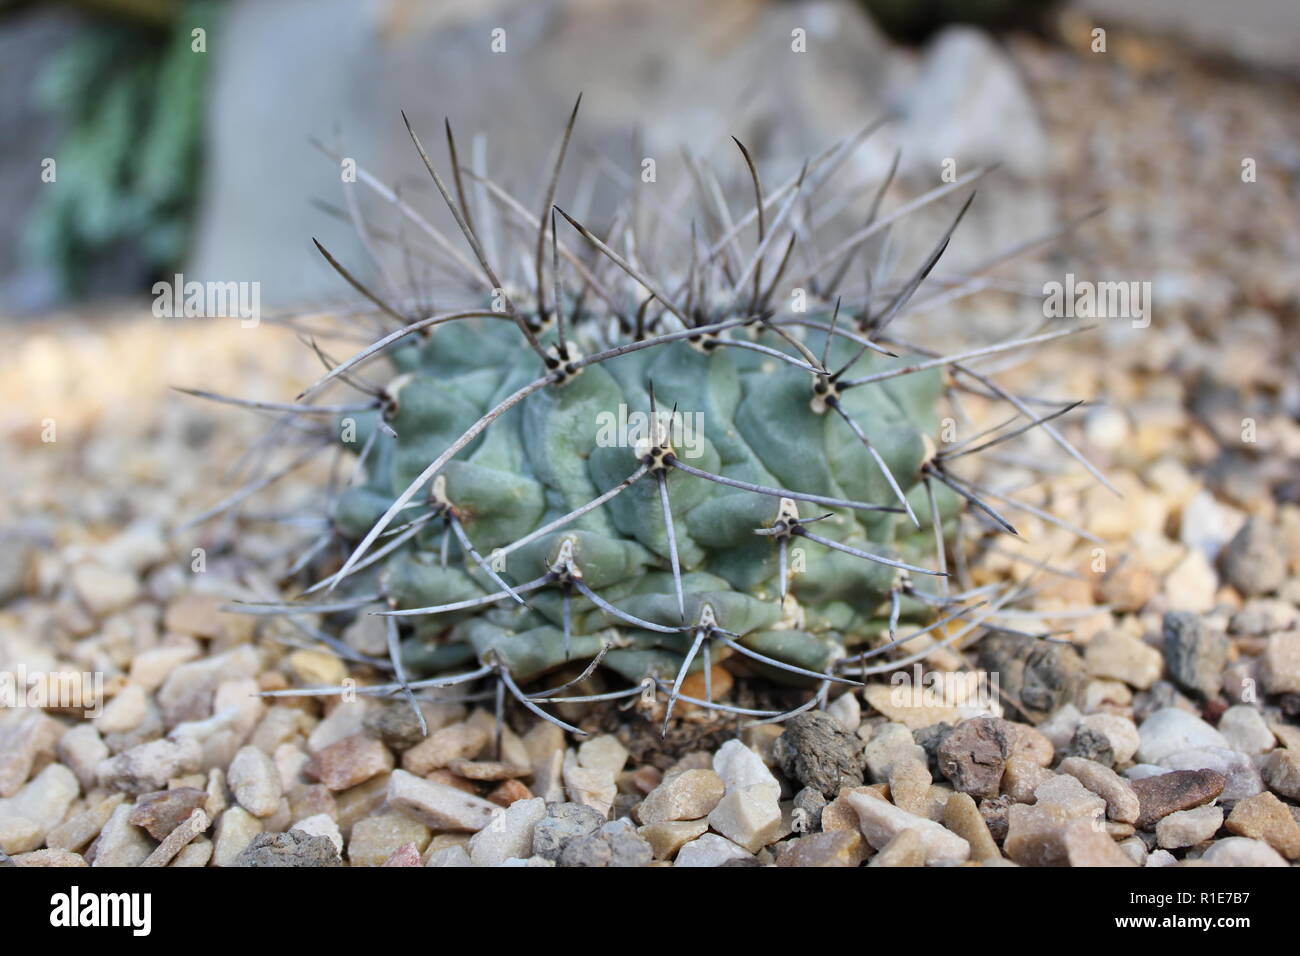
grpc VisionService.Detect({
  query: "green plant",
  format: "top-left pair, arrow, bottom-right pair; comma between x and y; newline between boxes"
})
191,102 -> 1099,737
26,1 -> 217,295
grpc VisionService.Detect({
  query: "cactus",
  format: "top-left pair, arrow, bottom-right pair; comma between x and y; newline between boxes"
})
189,101 -> 1102,737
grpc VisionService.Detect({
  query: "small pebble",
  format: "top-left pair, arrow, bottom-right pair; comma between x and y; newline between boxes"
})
307,733 -> 394,791
1155,804 -> 1223,848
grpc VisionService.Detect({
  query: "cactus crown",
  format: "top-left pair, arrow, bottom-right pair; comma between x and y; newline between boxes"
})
189,99 -> 1102,738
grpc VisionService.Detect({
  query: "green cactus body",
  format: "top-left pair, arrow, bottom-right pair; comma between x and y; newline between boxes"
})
335,311 -> 959,686
197,104 -> 1095,734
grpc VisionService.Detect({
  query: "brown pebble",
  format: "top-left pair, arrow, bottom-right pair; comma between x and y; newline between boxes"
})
306,733 -> 394,791
1131,769 -> 1226,829
487,779 -> 534,807
128,787 -> 208,841
425,769 -> 481,794
446,757 -> 530,781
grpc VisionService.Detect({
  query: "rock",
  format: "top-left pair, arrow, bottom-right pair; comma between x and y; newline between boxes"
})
864,723 -> 927,782
56,724 -> 109,792
140,808 -> 210,867
707,785 -> 784,852
386,770 -> 498,832
556,818 -> 653,867
532,802 -> 606,860
425,845 -> 473,867
0,763 -> 79,848
306,700 -> 369,753
234,828 -> 342,866
487,779 -> 534,807
845,791 -> 970,866
1037,705 -> 1081,755
1004,801 -> 1130,867
1145,848 -> 1176,867
227,745 -> 282,817
72,562 -> 140,616
1060,818 -> 1139,867
1225,792 -> 1300,859
976,633 -> 1084,721
978,794 -> 1015,843
1163,549 -> 1219,613
1096,558 -> 1157,612
381,842 -> 422,867
999,721 -> 1054,767
1217,706 -> 1275,755
791,787 -> 826,834
0,816 -> 38,855
888,759 -> 933,815
1066,724 -> 1115,767
1085,630 -> 1163,690
94,683 -> 149,735
306,733 -> 393,791
1058,757 -> 1140,823
348,810 -> 432,867
291,813 -> 343,854
47,793 -> 126,852
1260,748 -> 1300,800
869,828 -> 926,867
363,699 -> 461,751
12,849 -> 86,868
88,804 -> 153,867
333,772 -> 391,833
129,645 -> 200,692
936,717 -> 1008,798
1162,612 -> 1229,698
128,787 -> 207,840
1136,708 -> 1229,764
826,692 -> 861,733
447,758 -> 528,781
712,739 -> 781,798
212,807 -> 263,867
1079,713 -> 1141,766
1001,757 -> 1054,803
1230,599 -> 1297,636
562,751 -> 616,818
287,649 -> 346,687
468,797 -> 546,867
777,830 -> 867,867
1158,747 -> 1262,801
1220,516 -> 1286,596
1156,805 -> 1223,849
1131,769 -> 1226,829
1082,678 -> 1133,712
171,838 -> 214,868
943,791 -> 1000,861
635,769 -> 724,825
163,593 -> 225,638
576,735 -> 629,774
861,682 -> 958,728
400,721 -> 487,775
1199,836 -> 1288,867
638,819 -> 709,861
1262,631 -> 1300,694
898,26 -> 1048,180
0,711 -> 63,797
674,832 -> 754,867
1034,774 -> 1107,824
773,711 -> 865,796
156,645 -> 262,727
